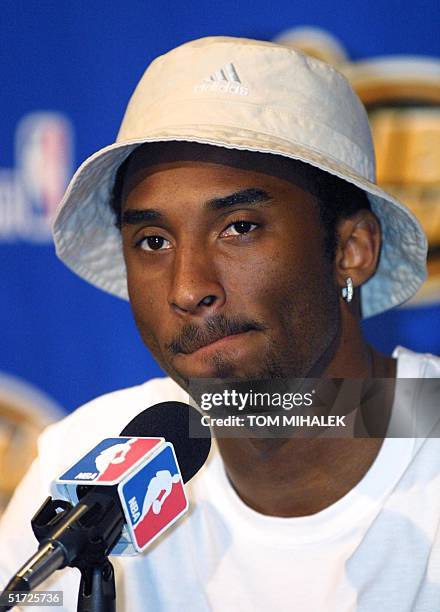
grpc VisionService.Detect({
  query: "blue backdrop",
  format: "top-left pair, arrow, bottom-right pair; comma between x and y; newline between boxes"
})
1,1 -> 439,413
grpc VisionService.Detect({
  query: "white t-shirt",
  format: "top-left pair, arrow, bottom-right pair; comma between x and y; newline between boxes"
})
1,346 -> 439,612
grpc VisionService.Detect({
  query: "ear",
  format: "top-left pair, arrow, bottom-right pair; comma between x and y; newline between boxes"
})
335,210 -> 382,290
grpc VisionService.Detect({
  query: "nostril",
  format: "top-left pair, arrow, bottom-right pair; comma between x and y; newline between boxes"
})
200,295 -> 216,307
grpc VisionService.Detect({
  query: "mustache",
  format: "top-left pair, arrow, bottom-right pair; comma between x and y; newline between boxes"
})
167,314 -> 266,355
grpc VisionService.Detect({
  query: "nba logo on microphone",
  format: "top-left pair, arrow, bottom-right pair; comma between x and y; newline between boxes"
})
119,443 -> 188,551
54,437 -> 188,554
58,437 -> 164,484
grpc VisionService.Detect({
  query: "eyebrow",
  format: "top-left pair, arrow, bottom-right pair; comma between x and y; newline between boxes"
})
121,188 -> 272,226
205,188 -> 272,210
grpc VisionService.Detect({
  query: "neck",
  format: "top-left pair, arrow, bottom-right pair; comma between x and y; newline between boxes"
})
215,436 -> 386,516
215,317 -> 397,517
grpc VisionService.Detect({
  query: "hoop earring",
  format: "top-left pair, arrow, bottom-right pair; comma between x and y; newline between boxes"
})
341,277 -> 354,303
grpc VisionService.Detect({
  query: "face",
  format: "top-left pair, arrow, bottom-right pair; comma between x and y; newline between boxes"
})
120,143 -> 340,389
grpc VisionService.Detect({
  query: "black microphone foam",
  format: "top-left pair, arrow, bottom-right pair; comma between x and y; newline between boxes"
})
120,401 -> 211,483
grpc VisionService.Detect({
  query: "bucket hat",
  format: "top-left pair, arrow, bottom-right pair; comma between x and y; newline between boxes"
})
52,36 -> 427,318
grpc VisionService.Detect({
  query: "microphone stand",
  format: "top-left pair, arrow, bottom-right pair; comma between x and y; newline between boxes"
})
76,559 -> 115,612
1,497 -> 117,612
29,495 -> 120,612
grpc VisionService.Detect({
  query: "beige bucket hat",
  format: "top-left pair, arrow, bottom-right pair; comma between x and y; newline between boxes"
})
52,36 -> 427,318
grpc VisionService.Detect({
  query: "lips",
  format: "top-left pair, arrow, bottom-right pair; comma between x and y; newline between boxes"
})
184,330 -> 251,355
166,315 -> 266,358
168,324 -> 264,379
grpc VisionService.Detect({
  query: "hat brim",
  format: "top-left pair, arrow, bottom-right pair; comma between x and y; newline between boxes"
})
53,126 -> 427,319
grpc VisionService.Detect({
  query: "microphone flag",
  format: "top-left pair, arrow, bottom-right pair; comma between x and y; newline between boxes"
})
53,437 -> 188,555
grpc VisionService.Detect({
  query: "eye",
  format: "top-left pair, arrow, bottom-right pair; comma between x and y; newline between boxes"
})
221,221 -> 259,237
137,235 -> 172,251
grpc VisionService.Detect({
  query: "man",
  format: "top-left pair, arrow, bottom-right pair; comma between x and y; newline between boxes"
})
1,36 -> 439,611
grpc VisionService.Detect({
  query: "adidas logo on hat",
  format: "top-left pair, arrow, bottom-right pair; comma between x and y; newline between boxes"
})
195,62 -> 249,96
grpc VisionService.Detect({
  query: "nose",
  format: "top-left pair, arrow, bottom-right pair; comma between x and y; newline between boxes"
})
168,246 -> 226,315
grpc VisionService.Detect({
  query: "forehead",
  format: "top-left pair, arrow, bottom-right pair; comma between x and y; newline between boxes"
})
121,141 -> 321,204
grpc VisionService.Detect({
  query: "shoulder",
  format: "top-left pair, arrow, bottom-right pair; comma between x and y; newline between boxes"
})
393,345 -> 440,378
37,376 -> 186,486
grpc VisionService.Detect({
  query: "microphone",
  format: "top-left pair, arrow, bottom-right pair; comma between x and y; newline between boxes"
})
1,401 -> 210,604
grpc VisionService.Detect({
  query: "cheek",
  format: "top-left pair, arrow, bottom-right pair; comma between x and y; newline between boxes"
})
125,262 -> 167,350
216,253 -> 278,311
124,242 -> 162,311
235,238 -> 336,332
221,236 -> 324,307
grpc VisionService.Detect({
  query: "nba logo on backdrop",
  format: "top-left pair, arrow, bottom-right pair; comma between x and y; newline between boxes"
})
0,112 -> 73,242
